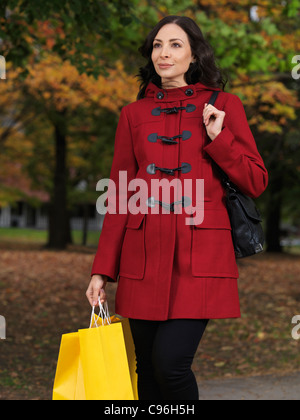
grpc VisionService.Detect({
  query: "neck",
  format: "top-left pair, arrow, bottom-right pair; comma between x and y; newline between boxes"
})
161,78 -> 188,90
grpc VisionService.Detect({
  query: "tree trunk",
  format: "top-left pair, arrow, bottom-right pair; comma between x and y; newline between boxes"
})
47,116 -> 71,249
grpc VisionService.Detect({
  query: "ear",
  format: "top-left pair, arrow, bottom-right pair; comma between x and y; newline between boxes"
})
191,55 -> 197,64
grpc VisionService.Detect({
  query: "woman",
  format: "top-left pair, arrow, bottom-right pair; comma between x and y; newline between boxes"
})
86,16 -> 268,400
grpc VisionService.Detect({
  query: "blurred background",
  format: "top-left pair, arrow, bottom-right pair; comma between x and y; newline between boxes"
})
0,0 -> 299,400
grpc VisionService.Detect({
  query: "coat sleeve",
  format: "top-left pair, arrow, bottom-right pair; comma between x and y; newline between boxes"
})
91,106 -> 138,282
203,93 -> 268,198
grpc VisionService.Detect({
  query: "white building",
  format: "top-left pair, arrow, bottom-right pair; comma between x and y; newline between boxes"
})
0,200 -> 104,231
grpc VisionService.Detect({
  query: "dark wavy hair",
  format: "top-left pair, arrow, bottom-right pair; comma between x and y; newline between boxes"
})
136,15 -> 228,100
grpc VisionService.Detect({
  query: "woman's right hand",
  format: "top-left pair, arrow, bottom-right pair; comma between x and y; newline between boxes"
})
86,274 -> 108,307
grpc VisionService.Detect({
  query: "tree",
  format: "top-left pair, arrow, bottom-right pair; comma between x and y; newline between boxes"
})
0,62 -> 43,209
21,56 -> 137,248
0,0 -> 137,78
0,0 -> 140,249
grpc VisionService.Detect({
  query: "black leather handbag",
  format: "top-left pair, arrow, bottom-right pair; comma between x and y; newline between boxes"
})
206,91 -> 265,258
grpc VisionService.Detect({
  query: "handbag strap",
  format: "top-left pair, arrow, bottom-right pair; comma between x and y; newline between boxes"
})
207,90 -> 220,106
206,91 -> 237,192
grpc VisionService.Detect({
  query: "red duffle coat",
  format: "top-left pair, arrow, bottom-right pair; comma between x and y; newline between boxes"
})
91,82 -> 268,321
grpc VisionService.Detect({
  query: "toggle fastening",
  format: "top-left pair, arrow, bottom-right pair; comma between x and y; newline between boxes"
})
147,162 -> 192,176
146,196 -> 192,212
148,131 -> 192,145
152,104 -> 196,116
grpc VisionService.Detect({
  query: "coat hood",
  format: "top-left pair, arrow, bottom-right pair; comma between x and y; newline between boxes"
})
145,81 -> 222,103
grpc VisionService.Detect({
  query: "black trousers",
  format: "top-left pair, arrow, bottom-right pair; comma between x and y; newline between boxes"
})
129,318 -> 209,400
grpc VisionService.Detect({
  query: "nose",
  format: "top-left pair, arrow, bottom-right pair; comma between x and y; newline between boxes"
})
160,45 -> 171,58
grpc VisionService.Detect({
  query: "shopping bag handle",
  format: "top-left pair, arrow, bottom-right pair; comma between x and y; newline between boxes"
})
89,299 -> 111,328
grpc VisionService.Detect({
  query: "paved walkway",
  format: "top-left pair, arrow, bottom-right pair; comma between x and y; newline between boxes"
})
198,372 -> 300,400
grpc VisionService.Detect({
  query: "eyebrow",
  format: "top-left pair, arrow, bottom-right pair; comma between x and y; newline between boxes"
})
154,38 -> 184,43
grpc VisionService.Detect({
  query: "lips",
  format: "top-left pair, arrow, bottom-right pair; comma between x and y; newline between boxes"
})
158,64 -> 174,69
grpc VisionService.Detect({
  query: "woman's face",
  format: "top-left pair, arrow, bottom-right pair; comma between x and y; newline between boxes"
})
151,23 -> 195,88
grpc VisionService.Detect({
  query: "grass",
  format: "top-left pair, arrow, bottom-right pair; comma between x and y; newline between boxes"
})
285,246 -> 300,255
1,227 -> 299,254
0,227 -> 100,247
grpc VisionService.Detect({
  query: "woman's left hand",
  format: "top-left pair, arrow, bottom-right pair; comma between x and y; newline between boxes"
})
203,103 -> 226,141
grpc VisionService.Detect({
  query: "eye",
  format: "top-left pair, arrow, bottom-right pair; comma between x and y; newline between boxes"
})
153,43 -> 161,48
172,42 -> 181,48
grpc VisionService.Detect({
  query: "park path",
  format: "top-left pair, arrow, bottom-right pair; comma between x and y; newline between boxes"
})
198,371 -> 300,400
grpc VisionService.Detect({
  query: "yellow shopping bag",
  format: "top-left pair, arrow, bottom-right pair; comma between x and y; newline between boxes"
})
53,302 -> 138,400
52,332 -> 86,400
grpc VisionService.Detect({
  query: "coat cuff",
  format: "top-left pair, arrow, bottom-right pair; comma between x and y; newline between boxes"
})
91,261 -> 119,283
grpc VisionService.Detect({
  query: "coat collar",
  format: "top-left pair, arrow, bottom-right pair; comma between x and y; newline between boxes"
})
145,82 -> 221,103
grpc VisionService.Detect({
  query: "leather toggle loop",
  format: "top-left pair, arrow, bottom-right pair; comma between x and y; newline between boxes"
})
163,107 -> 182,114
146,162 -> 192,176
152,104 -> 196,116
146,196 -> 192,212
148,131 -> 192,144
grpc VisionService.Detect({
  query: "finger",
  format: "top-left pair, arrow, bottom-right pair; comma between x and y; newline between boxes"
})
204,110 -> 216,125
203,104 -> 214,121
92,286 -> 101,307
203,104 -> 208,117
99,288 -> 107,304
203,103 -> 213,112
86,284 -> 94,307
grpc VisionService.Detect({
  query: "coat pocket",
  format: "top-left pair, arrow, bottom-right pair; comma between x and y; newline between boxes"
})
191,210 -> 239,278
119,213 -> 146,280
